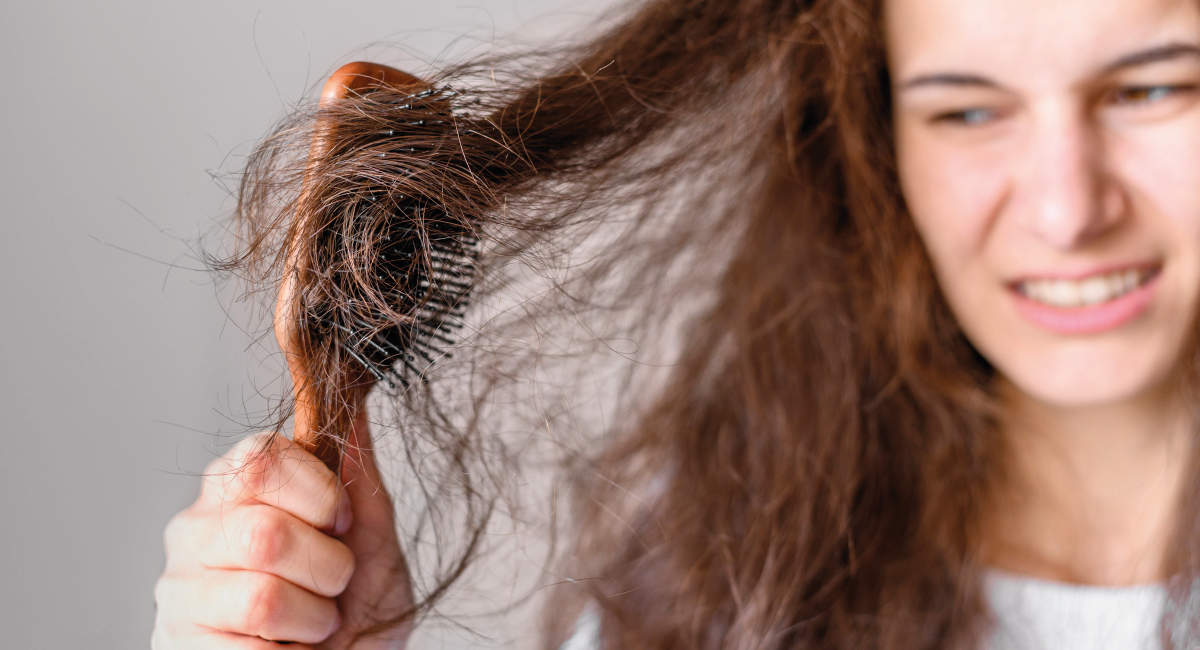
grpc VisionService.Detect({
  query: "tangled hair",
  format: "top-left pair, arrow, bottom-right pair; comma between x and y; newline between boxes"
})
218,0 -> 1200,647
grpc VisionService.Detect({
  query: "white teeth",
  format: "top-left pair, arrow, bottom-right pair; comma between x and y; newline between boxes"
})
1078,276 -> 1108,305
1018,268 -> 1149,308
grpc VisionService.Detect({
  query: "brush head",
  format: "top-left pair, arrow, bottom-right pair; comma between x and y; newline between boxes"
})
278,64 -> 481,468
310,159 -> 479,390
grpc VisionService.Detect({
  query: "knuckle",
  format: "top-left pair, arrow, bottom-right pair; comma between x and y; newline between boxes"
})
162,508 -> 205,559
237,509 -> 292,570
150,622 -> 174,650
232,430 -> 278,458
332,544 -> 357,594
152,574 -> 193,637
201,459 -> 244,503
162,511 -> 188,555
234,454 -> 274,497
203,452 -> 232,477
152,574 -> 175,609
208,433 -> 284,500
313,480 -> 342,528
236,572 -> 286,633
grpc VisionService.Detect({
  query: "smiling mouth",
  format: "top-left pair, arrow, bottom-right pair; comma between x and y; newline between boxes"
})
1015,266 -> 1159,309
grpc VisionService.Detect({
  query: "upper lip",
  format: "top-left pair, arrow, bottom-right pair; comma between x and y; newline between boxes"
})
1007,261 -> 1162,286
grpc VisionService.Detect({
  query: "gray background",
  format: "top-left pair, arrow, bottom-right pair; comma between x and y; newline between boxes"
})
0,1 -> 615,647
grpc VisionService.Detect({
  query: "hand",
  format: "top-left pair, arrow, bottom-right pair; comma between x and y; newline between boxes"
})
153,415 -> 413,649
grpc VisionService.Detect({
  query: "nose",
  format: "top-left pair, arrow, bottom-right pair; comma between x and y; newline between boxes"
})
1017,108 -> 1126,249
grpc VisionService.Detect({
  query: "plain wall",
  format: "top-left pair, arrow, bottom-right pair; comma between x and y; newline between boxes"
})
0,1 -> 617,646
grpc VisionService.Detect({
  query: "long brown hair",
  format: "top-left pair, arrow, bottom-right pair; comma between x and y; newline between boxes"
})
219,0 -> 1200,646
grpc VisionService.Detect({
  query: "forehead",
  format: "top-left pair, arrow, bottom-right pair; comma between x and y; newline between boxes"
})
886,0 -> 1200,82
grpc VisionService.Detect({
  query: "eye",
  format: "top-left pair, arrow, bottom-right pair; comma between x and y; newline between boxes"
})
1109,84 -> 1196,106
932,107 -> 999,126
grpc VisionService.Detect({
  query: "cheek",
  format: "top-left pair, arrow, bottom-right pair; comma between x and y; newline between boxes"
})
896,128 -> 1012,284
1115,117 -> 1200,240
1111,115 -> 1200,328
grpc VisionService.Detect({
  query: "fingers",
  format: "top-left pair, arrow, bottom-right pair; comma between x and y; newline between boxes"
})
154,433 -> 356,649
340,411 -> 394,532
157,569 -> 339,644
155,421 -> 413,649
202,433 -> 351,534
193,632 -> 312,650
316,410 -> 415,648
184,504 -> 355,598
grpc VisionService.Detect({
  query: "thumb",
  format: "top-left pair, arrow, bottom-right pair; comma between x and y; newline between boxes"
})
340,408 -> 395,534
328,408 -> 414,648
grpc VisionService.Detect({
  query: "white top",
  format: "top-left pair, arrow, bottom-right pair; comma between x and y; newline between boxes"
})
987,571 -> 1165,650
561,572 -> 1169,649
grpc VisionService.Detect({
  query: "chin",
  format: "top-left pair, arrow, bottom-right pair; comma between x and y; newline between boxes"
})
993,341 -> 1180,409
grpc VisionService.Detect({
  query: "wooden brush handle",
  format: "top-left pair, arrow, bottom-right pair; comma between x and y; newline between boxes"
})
310,62 -> 423,159
322,61 -> 421,101
276,62 -> 423,470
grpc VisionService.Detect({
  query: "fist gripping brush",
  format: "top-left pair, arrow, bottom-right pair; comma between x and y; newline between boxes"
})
274,62 -> 480,471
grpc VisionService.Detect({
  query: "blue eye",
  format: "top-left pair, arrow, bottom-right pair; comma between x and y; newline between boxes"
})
934,107 -> 996,126
1112,85 -> 1191,105
960,108 -> 994,124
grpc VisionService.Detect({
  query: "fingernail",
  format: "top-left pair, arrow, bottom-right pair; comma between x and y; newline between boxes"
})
335,493 -> 353,535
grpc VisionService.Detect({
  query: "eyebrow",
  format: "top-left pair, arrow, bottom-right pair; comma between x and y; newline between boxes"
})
898,42 -> 1200,92
899,73 -> 997,91
1102,42 -> 1200,73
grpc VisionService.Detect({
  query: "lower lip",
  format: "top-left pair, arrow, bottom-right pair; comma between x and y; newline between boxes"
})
1011,274 -> 1159,335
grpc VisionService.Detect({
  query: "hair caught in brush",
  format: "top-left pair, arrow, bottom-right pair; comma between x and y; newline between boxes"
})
220,28 -> 731,633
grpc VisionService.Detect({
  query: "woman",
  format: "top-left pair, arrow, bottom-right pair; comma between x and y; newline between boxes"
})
152,0 -> 1200,647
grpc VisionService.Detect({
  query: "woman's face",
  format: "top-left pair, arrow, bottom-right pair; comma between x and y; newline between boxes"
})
889,0 -> 1200,407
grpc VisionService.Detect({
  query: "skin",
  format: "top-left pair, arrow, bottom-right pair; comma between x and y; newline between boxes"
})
890,0 -> 1200,583
153,413 -> 412,649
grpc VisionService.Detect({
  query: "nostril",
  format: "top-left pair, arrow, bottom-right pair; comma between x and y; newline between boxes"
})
1026,177 -> 1114,249
1016,118 -> 1117,249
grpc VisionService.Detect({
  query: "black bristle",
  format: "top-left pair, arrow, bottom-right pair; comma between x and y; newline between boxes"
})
309,84 -> 479,389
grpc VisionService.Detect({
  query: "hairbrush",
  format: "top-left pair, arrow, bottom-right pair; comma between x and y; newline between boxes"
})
274,62 -> 479,470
